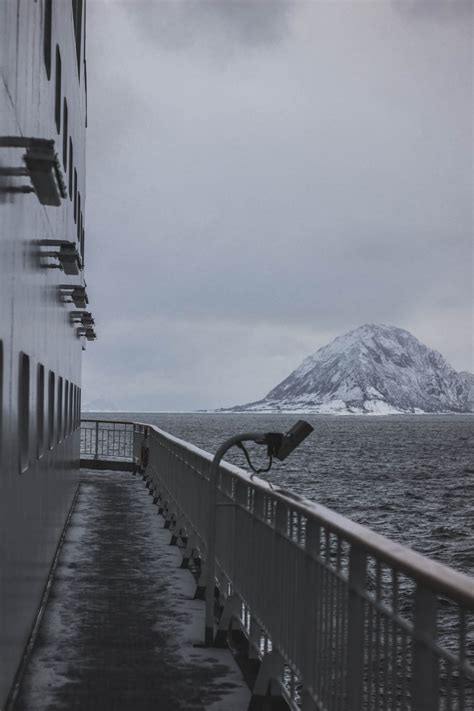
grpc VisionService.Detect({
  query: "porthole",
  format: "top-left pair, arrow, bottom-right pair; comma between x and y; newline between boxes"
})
77,195 -> 81,241
63,98 -> 68,170
37,364 -> 45,459
68,139 -> 73,200
0,341 -> 3,461
44,0 -> 52,80
65,380 -> 69,438
74,168 -> 77,223
57,376 -> 63,444
19,353 -> 30,474
48,371 -> 55,450
70,384 -> 74,433
55,46 -> 62,134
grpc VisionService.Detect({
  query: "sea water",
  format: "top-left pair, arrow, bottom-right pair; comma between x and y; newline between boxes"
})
88,413 -> 474,577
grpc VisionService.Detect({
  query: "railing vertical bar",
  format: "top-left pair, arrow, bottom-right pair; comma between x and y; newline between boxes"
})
411,584 -> 439,711
346,544 -> 367,711
94,420 -> 99,459
367,600 -> 374,710
391,570 -> 398,711
375,561 -> 382,710
459,608 -> 466,711
401,628 -> 408,711
383,611 -> 389,711
446,659 -> 452,711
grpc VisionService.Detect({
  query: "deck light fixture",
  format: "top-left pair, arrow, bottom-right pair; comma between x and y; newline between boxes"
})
76,325 -> 96,341
39,239 -> 83,275
59,284 -> 88,309
204,420 -> 313,645
0,136 -> 67,205
70,311 -> 94,327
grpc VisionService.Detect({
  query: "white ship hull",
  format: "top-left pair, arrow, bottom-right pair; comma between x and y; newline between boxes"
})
0,1 -> 88,704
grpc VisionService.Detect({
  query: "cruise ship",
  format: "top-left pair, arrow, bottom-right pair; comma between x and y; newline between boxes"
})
1,4 -> 473,710
0,1 -> 91,706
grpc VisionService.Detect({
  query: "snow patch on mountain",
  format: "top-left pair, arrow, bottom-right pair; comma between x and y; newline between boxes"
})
226,324 -> 473,415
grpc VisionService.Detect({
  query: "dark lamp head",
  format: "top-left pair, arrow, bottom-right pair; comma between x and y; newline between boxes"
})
262,420 -> 313,461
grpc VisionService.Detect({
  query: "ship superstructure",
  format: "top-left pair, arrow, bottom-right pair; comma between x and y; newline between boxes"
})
0,2 -> 92,705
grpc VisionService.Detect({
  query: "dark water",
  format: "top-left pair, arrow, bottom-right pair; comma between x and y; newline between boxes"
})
91,413 -> 474,577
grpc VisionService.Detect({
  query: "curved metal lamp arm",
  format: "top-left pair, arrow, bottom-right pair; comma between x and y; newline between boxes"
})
204,420 -> 313,644
205,432 -> 267,645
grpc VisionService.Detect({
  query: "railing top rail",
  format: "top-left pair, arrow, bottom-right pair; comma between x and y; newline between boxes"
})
84,418 -> 474,607
81,418 -> 137,426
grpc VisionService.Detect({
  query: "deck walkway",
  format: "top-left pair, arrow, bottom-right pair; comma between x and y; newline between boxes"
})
15,470 -> 250,711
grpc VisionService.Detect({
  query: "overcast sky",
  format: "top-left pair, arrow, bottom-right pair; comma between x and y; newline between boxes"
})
82,0 -> 473,411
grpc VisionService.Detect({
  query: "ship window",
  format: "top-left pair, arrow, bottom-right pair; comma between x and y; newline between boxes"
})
72,0 -> 83,76
81,225 -> 85,264
74,168 -> 77,223
57,376 -> 63,443
70,384 -> 74,432
72,385 -> 76,429
62,98 -> 68,170
77,195 -> 81,241
68,381 -> 72,435
0,342 -> 3,461
55,46 -> 62,134
44,0 -> 52,80
19,353 -> 30,474
48,371 -> 55,450
65,380 -> 69,437
69,140 -> 73,200
37,364 -> 45,459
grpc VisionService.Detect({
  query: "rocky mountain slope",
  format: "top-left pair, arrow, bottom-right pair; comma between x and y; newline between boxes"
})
228,324 -> 473,414
458,371 -> 474,411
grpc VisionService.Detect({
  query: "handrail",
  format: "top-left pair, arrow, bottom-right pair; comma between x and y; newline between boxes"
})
81,417 -> 137,426
80,418 -> 474,710
138,422 -> 474,608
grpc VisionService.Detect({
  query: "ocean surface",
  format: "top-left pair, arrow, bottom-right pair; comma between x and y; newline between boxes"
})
88,413 -> 474,577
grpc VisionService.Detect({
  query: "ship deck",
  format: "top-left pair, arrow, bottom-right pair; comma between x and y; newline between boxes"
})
15,470 -> 250,711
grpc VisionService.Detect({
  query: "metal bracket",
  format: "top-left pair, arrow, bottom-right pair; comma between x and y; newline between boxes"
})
59,284 -> 89,308
0,136 -> 67,205
38,239 -> 83,275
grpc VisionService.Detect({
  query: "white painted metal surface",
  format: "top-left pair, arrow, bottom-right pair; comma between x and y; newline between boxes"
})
0,2 -> 87,706
81,419 -> 474,710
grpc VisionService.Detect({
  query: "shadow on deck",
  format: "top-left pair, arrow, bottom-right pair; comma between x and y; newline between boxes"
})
80,457 -> 135,472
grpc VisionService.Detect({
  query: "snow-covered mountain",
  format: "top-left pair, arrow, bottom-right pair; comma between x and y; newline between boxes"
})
228,324 -> 473,415
458,371 -> 474,412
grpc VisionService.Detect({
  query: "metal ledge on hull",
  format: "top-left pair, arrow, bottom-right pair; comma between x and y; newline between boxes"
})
0,136 -> 67,205
77,326 -> 97,341
70,310 -> 95,328
59,284 -> 89,309
39,240 -> 83,275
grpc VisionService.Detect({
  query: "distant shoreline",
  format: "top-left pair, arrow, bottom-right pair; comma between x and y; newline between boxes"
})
82,410 -> 473,416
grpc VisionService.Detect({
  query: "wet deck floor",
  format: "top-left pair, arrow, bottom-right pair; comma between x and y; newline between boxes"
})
16,470 -> 250,711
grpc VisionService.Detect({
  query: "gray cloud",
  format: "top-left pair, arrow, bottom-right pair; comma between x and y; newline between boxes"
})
123,0 -> 292,52
83,0 -> 473,410
391,0 -> 473,20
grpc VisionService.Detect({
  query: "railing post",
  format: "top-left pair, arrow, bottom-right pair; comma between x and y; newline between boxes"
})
94,420 -> 99,460
346,544 -> 367,710
302,519 -> 320,707
411,584 -> 439,711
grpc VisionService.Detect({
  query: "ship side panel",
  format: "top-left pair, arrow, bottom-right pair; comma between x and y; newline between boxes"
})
0,1 -> 87,705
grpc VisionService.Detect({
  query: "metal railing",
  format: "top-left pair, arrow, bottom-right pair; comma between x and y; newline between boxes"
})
80,419 -> 141,462
80,419 -> 474,710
